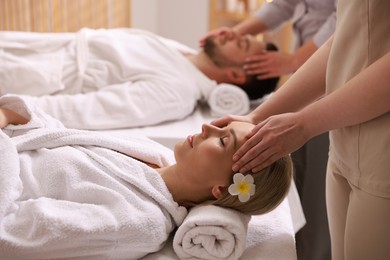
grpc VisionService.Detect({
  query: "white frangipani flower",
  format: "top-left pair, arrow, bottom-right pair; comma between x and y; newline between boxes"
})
228,173 -> 256,202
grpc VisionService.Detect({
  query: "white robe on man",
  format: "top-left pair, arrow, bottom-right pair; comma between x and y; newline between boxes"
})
0,28 -> 216,129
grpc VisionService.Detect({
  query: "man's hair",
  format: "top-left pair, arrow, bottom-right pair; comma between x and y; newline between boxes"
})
212,155 -> 293,216
238,42 -> 280,100
203,36 -> 230,67
203,38 -> 280,100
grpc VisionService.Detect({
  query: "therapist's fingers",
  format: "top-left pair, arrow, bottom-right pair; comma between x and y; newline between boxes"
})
243,54 -> 274,78
232,127 -> 282,173
246,67 -> 275,79
243,55 -> 267,72
249,150 -> 281,173
232,145 -> 271,173
211,114 -> 252,128
233,112 -> 308,173
210,116 -> 233,128
244,146 -> 281,173
232,123 -> 267,171
245,51 -> 296,79
199,27 -> 234,47
244,53 -> 268,64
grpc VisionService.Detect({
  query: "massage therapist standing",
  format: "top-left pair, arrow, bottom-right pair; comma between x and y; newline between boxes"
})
213,1 -> 390,259
202,1 -> 337,259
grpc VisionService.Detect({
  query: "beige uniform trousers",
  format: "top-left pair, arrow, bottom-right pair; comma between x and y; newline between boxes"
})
326,0 -> 390,259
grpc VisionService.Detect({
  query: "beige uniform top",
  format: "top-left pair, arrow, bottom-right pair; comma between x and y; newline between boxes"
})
327,0 -> 390,198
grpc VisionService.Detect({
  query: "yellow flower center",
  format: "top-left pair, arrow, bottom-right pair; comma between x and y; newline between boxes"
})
238,182 -> 250,194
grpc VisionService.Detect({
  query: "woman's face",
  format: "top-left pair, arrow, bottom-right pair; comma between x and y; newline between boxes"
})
174,121 -> 254,190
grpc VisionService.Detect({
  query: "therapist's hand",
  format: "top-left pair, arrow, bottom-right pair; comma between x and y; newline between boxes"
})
244,51 -> 297,80
232,112 -> 309,173
199,27 -> 238,47
211,114 -> 254,128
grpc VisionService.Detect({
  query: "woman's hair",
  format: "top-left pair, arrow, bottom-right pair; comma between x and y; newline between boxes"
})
212,155 -> 293,216
238,42 -> 280,100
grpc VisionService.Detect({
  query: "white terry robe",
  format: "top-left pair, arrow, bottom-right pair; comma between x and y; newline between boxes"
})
0,95 -> 187,259
0,28 -> 216,130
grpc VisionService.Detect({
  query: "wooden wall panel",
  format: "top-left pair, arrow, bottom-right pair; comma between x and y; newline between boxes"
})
0,0 -> 131,32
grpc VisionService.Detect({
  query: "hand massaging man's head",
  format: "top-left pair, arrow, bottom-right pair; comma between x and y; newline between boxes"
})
200,30 -> 280,100
157,121 -> 292,215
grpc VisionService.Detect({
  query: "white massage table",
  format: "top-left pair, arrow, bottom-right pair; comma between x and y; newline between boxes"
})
105,103 -> 306,260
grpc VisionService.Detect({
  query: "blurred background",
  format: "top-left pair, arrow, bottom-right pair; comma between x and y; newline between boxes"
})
0,0 -> 292,52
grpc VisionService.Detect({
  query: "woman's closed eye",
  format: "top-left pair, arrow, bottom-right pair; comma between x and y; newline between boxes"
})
220,136 -> 227,147
220,129 -> 237,150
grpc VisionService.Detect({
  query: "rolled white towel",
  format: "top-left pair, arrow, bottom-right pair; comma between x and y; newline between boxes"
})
207,84 -> 250,117
173,205 -> 250,260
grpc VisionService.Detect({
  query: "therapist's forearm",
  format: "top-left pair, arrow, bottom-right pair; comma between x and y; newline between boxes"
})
301,51 -> 390,139
290,39 -> 318,72
233,17 -> 268,36
249,37 -> 332,124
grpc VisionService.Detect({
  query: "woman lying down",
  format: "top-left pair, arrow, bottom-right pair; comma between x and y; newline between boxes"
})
0,95 -> 292,259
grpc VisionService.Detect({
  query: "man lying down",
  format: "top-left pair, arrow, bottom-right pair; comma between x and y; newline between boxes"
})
0,28 -> 278,130
0,95 -> 292,259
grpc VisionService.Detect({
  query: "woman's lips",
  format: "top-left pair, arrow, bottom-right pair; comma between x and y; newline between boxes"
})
187,135 -> 193,148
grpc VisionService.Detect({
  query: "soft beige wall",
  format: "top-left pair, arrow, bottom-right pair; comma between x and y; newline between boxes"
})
131,0 -> 209,50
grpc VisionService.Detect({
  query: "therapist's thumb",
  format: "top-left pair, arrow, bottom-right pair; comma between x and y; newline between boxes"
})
210,116 -> 233,128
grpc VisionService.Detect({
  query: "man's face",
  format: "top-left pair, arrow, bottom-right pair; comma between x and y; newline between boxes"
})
203,32 -> 266,68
